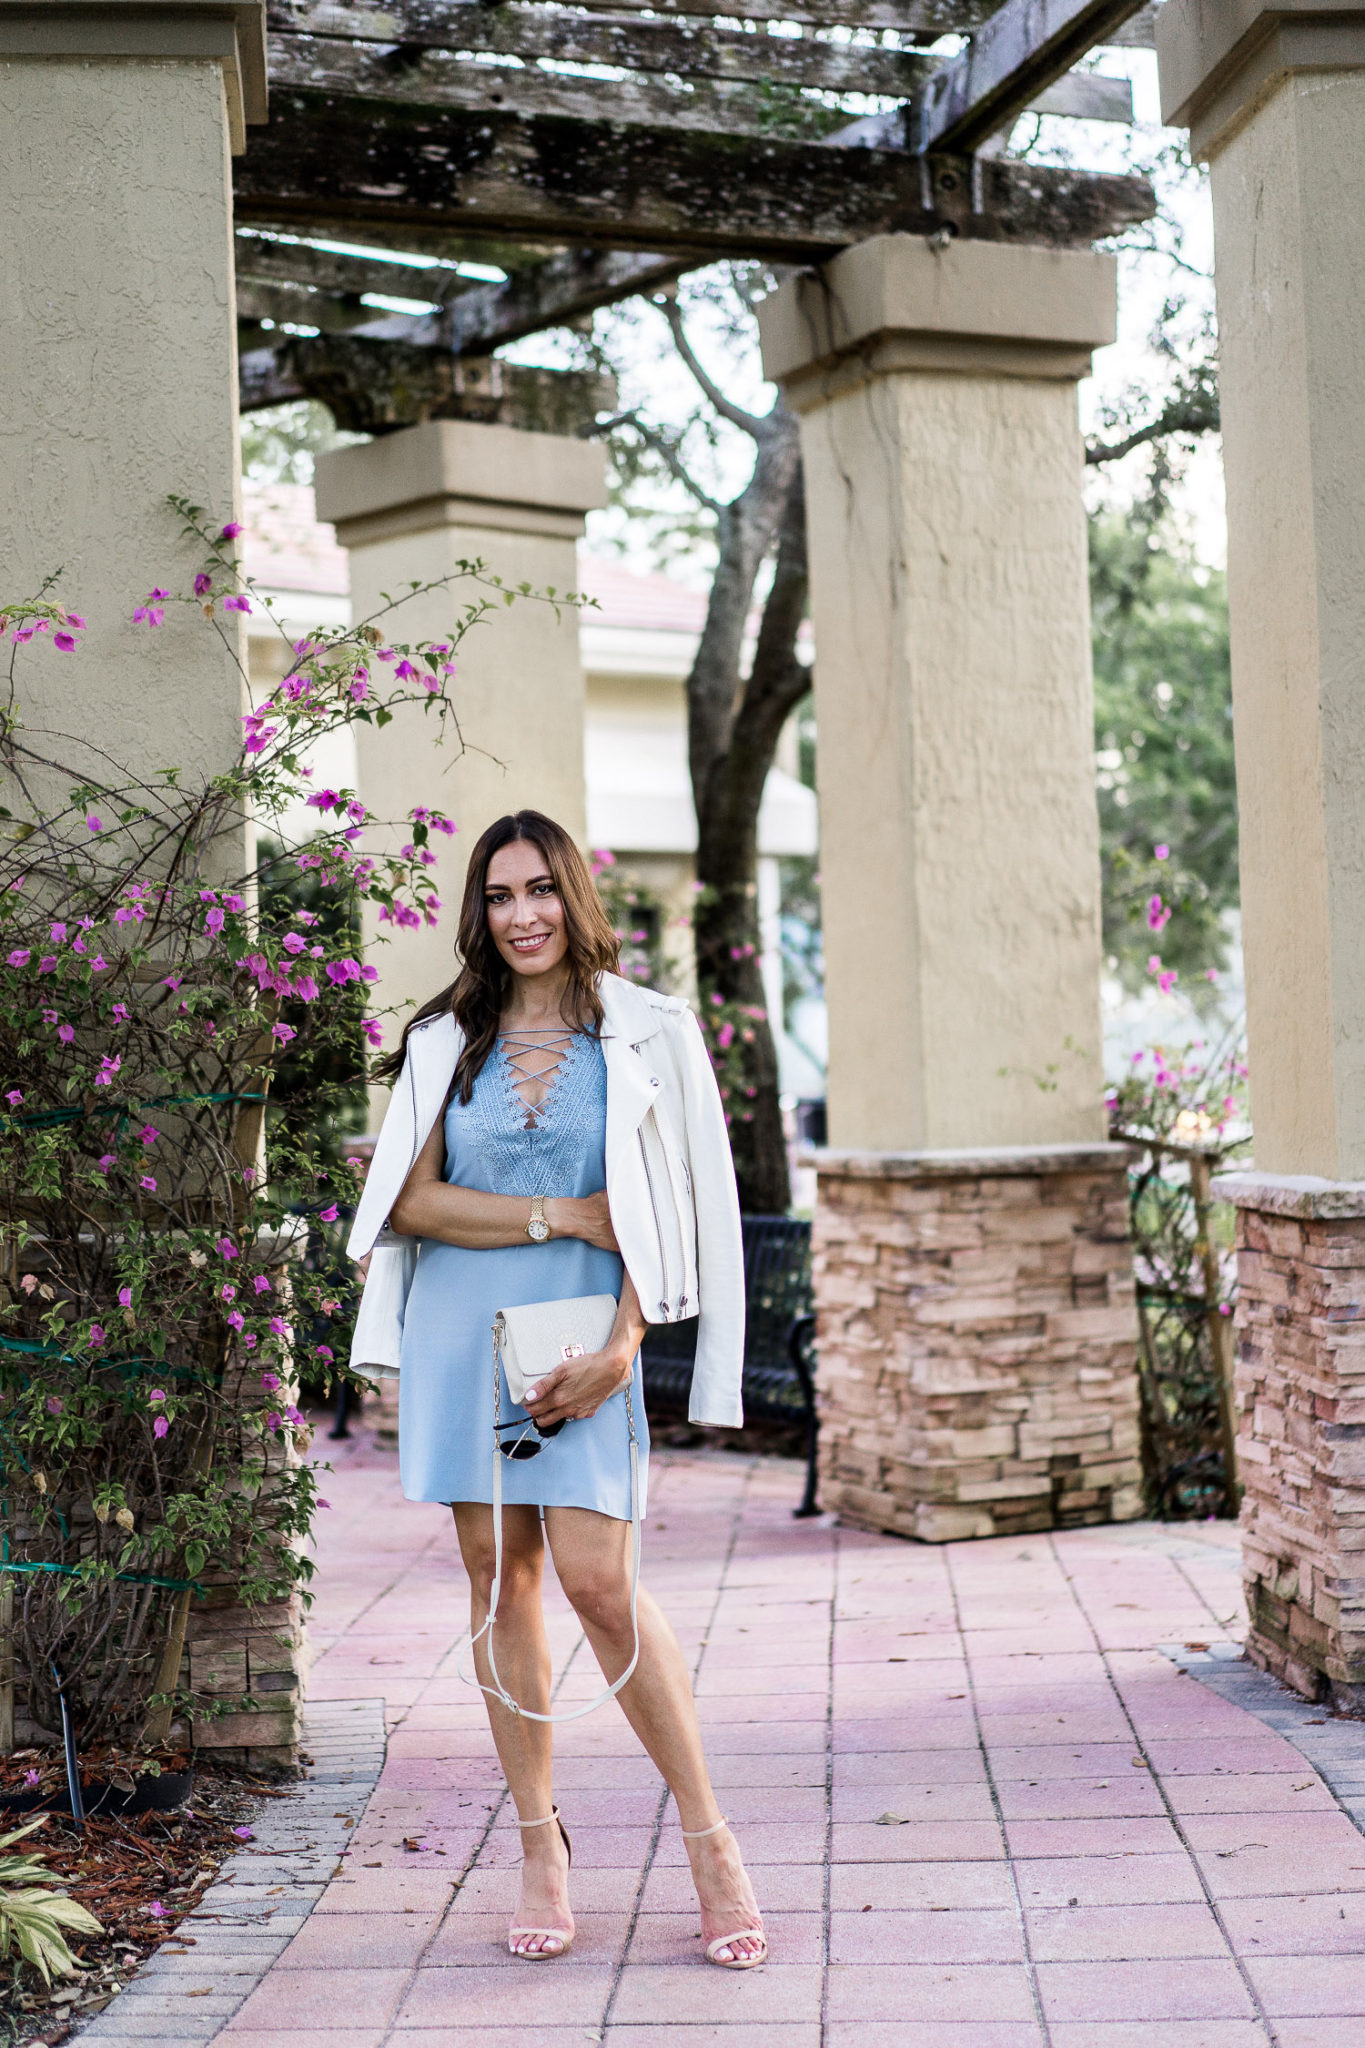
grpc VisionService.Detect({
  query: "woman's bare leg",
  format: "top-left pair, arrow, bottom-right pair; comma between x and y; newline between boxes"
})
451,1503 -> 573,1956
544,1505 -> 763,1963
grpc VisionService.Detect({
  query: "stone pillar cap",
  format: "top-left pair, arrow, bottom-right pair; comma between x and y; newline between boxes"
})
758,234 -> 1117,405
0,0 -> 267,147
1157,0 -> 1365,154
1211,1170 -> 1365,1218
315,417 -> 609,548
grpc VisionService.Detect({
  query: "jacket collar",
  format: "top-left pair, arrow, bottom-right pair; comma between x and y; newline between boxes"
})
598,972 -> 663,1044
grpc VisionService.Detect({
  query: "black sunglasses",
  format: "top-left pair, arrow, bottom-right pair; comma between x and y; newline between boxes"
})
495,1417 -> 566,1460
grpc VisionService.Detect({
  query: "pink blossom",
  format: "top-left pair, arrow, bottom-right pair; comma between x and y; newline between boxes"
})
6,949 -> 29,967
5,1089 -> 21,1107
253,1275 -> 271,1295
95,1053 -> 120,1086
204,906 -> 225,935
1205,968 -> 1220,984
318,1498 -> 332,1509
272,1022 -> 296,1045
45,1396 -> 63,1415
53,631 -> 77,653
363,1019 -> 384,1048
139,1124 -> 159,1146
227,1309 -> 245,1331
316,1344 -> 334,1362
140,1175 -> 157,1192
132,589 -> 169,627
1147,894 -> 1170,932
394,658 -> 418,682
37,956 -> 56,974
269,1316 -> 290,1338
67,614 -> 86,630
96,1153 -> 115,1173
222,593 -> 251,614
153,1415 -> 169,1439
220,522 -> 243,541
118,1286 -> 133,1308
1154,843 -> 1170,861
194,572 -> 213,598
148,1388 -> 166,1403
232,1824 -> 254,1841
88,1324 -> 106,1347
260,1372 -> 281,1391
293,974 -> 319,1003
55,1022 -> 73,1044
319,1203 -> 338,1223
282,932 -> 306,955
1158,969 -> 1178,995
49,923 -> 66,944
265,1410 -> 282,1432
216,1237 -> 239,1261
85,813 -> 104,834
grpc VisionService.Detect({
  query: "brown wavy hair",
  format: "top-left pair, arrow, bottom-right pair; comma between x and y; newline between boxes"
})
371,810 -> 621,1101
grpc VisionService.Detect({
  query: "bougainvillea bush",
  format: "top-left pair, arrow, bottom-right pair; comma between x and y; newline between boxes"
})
0,504 -> 522,1746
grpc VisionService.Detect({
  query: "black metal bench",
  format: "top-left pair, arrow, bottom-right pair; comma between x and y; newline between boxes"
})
640,1214 -> 819,1518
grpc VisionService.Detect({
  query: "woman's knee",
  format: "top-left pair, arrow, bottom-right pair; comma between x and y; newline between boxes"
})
559,1565 -> 633,1637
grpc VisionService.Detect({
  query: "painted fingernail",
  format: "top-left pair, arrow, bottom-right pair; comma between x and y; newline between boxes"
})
525,1385 -> 539,1400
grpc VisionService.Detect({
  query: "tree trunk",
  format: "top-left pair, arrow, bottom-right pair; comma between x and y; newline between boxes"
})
689,448 -> 809,1213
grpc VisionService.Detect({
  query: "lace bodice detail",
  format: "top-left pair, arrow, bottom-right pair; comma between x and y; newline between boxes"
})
447,1030 -> 606,1199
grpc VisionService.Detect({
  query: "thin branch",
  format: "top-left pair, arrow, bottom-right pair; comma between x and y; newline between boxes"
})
658,296 -> 767,440
594,407 -> 724,515
1086,391 -> 1220,466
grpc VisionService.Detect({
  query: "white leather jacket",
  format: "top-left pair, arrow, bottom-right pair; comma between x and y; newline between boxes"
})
345,973 -> 746,1427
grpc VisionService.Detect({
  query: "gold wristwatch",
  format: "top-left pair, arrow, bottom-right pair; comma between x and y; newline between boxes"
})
526,1195 -> 550,1243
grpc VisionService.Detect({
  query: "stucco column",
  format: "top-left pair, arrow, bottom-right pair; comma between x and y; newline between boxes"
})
314,420 -> 606,1056
757,236 -> 1139,1539
0,4 -> 303,1766
1160,0 -> 1365,1703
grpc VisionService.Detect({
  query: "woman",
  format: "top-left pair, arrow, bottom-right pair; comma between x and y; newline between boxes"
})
346,810 -> 765,1968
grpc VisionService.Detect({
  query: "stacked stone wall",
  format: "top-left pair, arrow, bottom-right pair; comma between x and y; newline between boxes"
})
1225,1193 -> 1365,1710
812,1150 -> 1142,1541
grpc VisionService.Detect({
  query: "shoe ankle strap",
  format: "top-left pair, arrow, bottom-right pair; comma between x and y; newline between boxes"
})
681,1816 -> 729,1839
518,1810 -> 560,1829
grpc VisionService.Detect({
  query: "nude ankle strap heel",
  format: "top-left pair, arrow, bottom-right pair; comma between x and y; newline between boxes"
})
509,1806 -> 575,1960
679,1816 -> 767,1970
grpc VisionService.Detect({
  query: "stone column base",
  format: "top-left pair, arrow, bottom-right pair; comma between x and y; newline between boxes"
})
811,1144 -> 1142,1541
1213,1172 -> 1365,1711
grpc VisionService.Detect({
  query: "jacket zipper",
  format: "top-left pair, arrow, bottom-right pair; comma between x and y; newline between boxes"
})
638,1121 -> 673,1320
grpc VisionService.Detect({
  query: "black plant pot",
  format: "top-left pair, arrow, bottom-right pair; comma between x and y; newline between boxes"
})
0,1766 -> 194,1818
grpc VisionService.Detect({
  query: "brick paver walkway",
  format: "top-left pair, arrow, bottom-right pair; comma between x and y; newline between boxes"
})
211,1436 -> 1365,2047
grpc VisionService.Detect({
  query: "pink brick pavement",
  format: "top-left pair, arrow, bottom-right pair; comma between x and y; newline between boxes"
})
215,1432 -> 1365,2047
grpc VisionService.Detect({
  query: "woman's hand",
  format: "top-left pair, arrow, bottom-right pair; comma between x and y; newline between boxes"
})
544,1189 -> 618,1252
523,1347 -> 634,1427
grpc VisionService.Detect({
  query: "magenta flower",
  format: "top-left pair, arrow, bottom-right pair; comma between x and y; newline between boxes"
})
139,1124 -> 159,1146
318,1498 -> 332,1509
50,924 -> 66,943
305,789 -> 341,811
217,1238 -> 239,1261
55,1023 -> 73,1044
316,1345 -> 334,1363
1158,969 -> 1178,995
325,957 -> 362,986
394,658 -> 418,682
53,630 -> 77,653
1154,843 -> 1170,860
118,1286 -> 133,1308
269,1316 -> 289,1338
265,1410 -> 282,1432
272,1022 -> 296,1046
204,906 -> 225,936
260,1371 -> 281,1392
363,1018 -> 384,1049
45,1396 -> 63,1416
227,1310 -> 245,1332
220,522 -> 243,541
148,1388 -> 166,1403
5,1089 -> 21,1107
88,1325 -> 106,1348
95,1053 -> 120,1086
96,1153 -> 115,1173
140,1175 -> 156,1192
132,589 -> 168,627
112,1002 -> 129,1021
85,814 -> 102,834
252,1275 -> 272,1296
37,956 -> 56,975
222,593 -> 251,614
232,1824 -> 254,1840
147,1901 -> 167,1918
221,1283 -> 237,1302
23,1769 -> 39,1787
6,948 -> 29,967
282,932 -> 306,956
318,1203 -> 338,1223
153,1415 -> 169,1439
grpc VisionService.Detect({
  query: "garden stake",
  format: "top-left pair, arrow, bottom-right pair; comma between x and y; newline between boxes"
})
50,1660 -> 85,1828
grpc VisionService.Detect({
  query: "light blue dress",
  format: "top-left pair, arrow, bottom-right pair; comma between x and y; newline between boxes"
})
397,1030 -> 648,1520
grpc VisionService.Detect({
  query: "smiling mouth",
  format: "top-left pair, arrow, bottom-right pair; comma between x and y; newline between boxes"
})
511,933 -> 551,953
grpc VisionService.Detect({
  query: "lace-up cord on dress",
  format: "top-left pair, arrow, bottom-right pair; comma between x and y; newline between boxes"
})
462,1030 -> 605,1202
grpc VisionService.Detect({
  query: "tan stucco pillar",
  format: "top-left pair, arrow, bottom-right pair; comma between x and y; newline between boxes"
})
760,235 -> 1115,1154
1160,0 -> 1365,1706
0,4 -> 303,1765
0,0 -> 264,799
758,238 -> 1141,1540
314,420 -> 606,1055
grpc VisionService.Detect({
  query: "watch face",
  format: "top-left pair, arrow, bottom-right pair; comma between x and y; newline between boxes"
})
527,1219 -> 550,1241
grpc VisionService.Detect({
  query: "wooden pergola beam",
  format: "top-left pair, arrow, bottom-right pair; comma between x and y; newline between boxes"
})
266,32 -> 850,138
236,94 -> 1155,259
266,0 -> 999,40
267,0 -> 938,96
240,334 -> 614,433
909,0 -> 1148,154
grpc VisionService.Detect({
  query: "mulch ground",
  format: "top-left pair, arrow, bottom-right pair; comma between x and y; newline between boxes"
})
0,1748 -> 289,2046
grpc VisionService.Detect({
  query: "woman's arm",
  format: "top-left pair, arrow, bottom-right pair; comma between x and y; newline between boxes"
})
388,1116 -> 619,1252
523,1269 -> 649,1428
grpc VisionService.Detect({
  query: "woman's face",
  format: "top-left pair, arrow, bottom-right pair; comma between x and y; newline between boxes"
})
484,838 -> 570,982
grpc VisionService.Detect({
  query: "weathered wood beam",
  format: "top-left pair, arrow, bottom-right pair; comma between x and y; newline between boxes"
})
266,0 -> 997,39
267,1 -> 936,96
236,228 -> 484,301
236,94 -> 1155,259
444,248 -> 699,352
910,0 -> 1147,154
1029,69 -> 1132,120
236,276 -> 405,329
1105,3 -> 1156,48
240,335 -> 614,434
267,32 -> 847,138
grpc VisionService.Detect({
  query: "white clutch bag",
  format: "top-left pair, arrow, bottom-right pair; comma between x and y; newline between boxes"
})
493,1292 -> 619,1407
